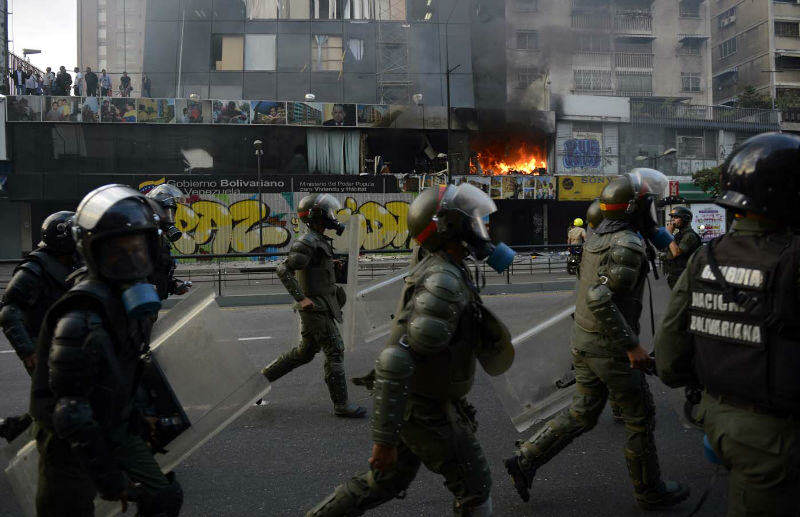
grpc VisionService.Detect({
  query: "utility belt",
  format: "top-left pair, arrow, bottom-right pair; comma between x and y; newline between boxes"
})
708,391 -> 799,420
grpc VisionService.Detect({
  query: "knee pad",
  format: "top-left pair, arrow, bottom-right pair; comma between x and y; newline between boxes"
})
136,477 -> 183,517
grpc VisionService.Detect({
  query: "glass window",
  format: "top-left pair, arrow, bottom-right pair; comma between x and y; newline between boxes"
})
279,0 -> 310,19
515,0 -> 538,12
313,0 -> 340,19
720,37 -> 737,59
718,7 -> 735,28
312,35 -> 343,71
99,46 -> 107,57
375,0 -> 406,21
347,38 -> 365,61
245,34 -> 277,70
574,69 -> 612,92
98,28 -> 107,39
681,72 -> 701,92
247,0 -> 279,19
577,34 -> 611,53
98,10 -> 107,23
211,34 -> 244,71
517,67 -> 538,89
516,31 -> 539,50
678,1 -> 700,18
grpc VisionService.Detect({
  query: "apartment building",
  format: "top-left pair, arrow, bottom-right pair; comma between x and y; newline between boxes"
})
712,0 -> 800,105
506,0 -> 713,107
77,0 -> 146,96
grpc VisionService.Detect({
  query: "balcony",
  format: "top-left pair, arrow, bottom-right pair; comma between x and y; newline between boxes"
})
572,12 -> 612,30
571,0 -> 609,11
631,100 -> 779,131
615,52 -> 653,68
573,51 -> 612,68
614,10 -> 653,36
774,69 -> 800,85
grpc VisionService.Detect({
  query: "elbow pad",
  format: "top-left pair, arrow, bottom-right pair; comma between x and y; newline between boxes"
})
371,345 -> 414,446
586,283 -> 637,350
52,397 -> 127,498
0,304 -> 35,359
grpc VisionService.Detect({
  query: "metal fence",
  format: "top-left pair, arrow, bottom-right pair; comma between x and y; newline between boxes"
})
0,245 -> 578,298
630,100 -> 780,131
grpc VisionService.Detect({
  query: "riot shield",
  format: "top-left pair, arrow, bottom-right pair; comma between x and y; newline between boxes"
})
489,300 -> 577,433
355,271 -> 408,347
5,287 -> 270,517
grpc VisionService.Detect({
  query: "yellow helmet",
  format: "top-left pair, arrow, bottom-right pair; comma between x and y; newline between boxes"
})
573,218 -> 584,227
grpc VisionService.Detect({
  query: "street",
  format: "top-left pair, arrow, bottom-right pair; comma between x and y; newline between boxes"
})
0,282 -> 727,517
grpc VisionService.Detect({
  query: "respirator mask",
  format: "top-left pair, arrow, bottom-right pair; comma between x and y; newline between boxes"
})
626,169 -> 674,251
96,233 -> 162,317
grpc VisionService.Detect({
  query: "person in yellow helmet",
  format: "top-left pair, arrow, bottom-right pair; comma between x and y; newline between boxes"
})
567,217 -> 587,245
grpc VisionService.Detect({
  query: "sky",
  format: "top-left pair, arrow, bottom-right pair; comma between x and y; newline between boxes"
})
9,0 -> 77,71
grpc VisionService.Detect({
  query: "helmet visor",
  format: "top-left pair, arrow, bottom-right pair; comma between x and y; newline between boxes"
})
628,168 -> 668,200
315,194 -> 342,221
148,183 -> 184,202
440,183 -> 496,241
96,233 -> 154,281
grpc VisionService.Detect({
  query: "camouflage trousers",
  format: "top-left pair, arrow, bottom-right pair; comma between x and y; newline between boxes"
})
307,397 -> 492,516
702,394 -> 800,517
518,348 -> 663,493
262,310 -> 350,406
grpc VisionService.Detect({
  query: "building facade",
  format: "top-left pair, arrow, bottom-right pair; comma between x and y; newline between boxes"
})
142,0 -> 477,107
712,0 -> 800,105
78,0 -> 146,96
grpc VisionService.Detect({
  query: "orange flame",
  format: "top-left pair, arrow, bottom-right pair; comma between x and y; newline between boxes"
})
471,141 -> 548,176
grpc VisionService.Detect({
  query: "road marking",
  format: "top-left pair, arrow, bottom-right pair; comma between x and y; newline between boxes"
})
238,336 -> 273,341
0,350 -> 15,354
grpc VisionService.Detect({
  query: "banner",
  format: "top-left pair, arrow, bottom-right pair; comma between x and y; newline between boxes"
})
557,175 -> 614,201
690,203 -> 726,242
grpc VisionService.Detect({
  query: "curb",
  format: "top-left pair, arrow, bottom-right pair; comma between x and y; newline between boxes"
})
162,280 -> 577,309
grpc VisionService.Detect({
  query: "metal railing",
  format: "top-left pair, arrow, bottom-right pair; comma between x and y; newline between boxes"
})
571,12 -> 612,30
574,52 -> 613,68
783,107 -> 800,123
614,52 -> 653,69
614,11 -> 652,34
631,100 -> 780,131
0,245 -> 580,297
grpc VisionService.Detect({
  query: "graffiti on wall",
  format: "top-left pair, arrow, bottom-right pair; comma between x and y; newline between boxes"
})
330,197 -> 411,251
563,138 -> 601,169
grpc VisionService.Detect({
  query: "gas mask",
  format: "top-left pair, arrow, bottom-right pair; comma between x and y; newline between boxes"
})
163,225 -> 183,242
97,233 -> 162,317
325,217 -> 346,236
459,214 -> 516,274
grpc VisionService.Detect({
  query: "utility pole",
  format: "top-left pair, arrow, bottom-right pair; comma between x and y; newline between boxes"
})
254,139 -> 265,254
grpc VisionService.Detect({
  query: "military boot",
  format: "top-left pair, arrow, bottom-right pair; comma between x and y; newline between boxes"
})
504,454 -> 536,502
626,449 -> 690,510
327,361 -> 367,418
454,496 -> 492,516
0,413 -> 32,443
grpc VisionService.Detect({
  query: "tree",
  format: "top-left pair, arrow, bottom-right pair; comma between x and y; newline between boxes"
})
692,165 -> 722,199
734,86 -> 772,109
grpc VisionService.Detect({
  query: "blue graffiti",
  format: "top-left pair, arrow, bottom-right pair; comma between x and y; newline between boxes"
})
563,139 -> 601,169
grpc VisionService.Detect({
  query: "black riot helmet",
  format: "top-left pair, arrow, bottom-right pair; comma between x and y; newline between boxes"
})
38,211 -> 76,255
72,184 -> 161,282
717,132 -> 800,227
668,206 -> 693,223
298,194 -> 345,235
146,183 -> 184,242
408,183 -> 515,272
586,199 -> 603,229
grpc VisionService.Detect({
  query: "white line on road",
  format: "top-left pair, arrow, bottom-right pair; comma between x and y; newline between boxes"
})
238,336 -> 273,341
0,350 -> 15,354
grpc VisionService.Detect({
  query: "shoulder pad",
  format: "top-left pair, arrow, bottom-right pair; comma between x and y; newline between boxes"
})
421,265 -> 465,303
297,232 -> 322,248
375,346 -> 414,379
2,266 -> 44,307
52,310 -> 104,342
291,236 -> 316,254
611,231 -> 645,254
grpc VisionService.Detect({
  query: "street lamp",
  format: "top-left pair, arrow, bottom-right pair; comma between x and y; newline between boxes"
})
635,148 -> 676,169
22,49 -> 41,60
254,139 -> 265,254
304,93 -> 315,101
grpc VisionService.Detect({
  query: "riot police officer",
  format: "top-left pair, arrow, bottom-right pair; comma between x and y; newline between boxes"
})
306,183 -> 515,516
261,194 -> 366,418
655,132 -> 800,516
505,169 -> 690,510
0,211 -> 78,442
30,185 -> 183,516
146,184 -> 190,300
662,206 -> 701,289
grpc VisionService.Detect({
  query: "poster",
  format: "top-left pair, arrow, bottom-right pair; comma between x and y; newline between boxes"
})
287,101 -> 323,125
102,98 -> 138,122
213,100 -> 251,124
321,103 -> 356,126
252,101 -> 286,125
690,203 -> 726,242
138,98 -> 176,123
6,96 -> 43,121
522,176 -> 556,200
79,97 -> 100,123
357,105 -> 391,127
557,175 -> 614,201
44,97 -> 80,122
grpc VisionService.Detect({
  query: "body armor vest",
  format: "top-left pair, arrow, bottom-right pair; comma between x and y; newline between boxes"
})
402,255 -> 479,401
689,233 -> 800,415
574,231 -> 647,335
16,250 -> 73,340
30,279 -> 151,429
297,232 -> 340,315
665,228 -> 699,279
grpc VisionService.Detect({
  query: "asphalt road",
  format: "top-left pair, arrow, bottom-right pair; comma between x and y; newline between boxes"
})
0,280 -> 728,517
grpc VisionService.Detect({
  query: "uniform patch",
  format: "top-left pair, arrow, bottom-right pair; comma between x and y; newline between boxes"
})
690,291 -> 745,314
689,314 -> 762,345
700,265 -> 764,289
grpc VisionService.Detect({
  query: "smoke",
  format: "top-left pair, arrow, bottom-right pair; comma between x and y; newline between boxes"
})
511,25 -> 579,111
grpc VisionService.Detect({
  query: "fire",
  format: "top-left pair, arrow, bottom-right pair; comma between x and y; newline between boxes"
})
471,140 -> 548,176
